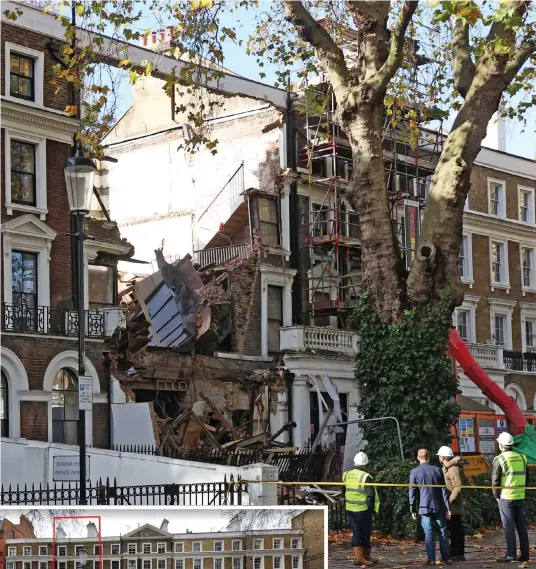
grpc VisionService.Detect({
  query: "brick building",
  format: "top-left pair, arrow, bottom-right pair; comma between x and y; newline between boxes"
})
1,516 -> 37,569
1,18 -> 131,447
4,519 -> 312,569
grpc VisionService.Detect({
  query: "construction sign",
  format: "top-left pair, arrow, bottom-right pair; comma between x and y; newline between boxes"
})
404,202 -> 420,268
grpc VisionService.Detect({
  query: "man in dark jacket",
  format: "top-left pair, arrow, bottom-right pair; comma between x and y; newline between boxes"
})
409,449 -> 451,566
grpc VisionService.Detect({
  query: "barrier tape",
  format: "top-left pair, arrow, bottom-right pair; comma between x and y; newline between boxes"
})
240,480 -> 536,490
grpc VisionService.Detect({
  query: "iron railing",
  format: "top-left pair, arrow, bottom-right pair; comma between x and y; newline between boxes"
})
110,444 -> 334,482
2,304 -> 104,338
504,350 -> 536,372
1,476 -> 246,506
328,500 -> 348,532
193,244 -> 251,267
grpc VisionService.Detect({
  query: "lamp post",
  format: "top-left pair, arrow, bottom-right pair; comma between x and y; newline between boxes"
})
64,139 -> 97,505
77,548 -> 88,569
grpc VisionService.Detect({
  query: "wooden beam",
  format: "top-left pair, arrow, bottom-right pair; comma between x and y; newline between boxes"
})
199,391 -> 240,439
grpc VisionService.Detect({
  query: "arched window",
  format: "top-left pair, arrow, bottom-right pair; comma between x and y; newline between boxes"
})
506,384 -> 527,411
1,370 -> 8,437
52,368 -> 78,444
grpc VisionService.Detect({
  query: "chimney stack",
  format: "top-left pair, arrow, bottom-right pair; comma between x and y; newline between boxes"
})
483,112 -> 507,153
56,526 -> 67,539
139,29 -> 177,55
87,522 -> 99,538
160,520 -> 169,533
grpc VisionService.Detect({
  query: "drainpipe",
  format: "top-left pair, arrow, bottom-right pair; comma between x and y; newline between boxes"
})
285,371 -> 294,446
103,351 -> 112,449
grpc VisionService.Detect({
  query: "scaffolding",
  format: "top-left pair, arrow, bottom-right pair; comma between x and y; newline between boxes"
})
295,40 -> 445,327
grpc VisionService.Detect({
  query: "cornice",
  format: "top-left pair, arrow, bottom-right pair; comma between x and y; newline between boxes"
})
463,211 -> 536,242
1,99 -> 79,144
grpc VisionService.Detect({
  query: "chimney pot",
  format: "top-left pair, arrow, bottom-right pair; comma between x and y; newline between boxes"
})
151,32 -> 157,44
167,27 -> 173,41
140,36 -> 147,47
158,30 -> 165,42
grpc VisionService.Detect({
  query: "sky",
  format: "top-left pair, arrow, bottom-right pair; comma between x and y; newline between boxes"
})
107,2 -> 535,160
0,509 -> 232,538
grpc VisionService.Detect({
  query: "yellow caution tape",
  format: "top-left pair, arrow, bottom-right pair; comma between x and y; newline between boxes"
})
241,480 -> 536,490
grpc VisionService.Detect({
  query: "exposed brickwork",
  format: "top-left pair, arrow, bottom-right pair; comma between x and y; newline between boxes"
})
0,516 -> 36,569
19,400 -> 47,441
1,23 -> 71,112
241,276 -> 262,357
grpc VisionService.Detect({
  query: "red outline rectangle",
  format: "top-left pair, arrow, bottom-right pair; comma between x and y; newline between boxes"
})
53,517 -> 102,569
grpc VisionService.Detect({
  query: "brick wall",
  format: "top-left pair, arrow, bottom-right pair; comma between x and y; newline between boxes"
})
0,516 -> 36,569
2,335 -> 107,443
291,511 -> 324,569
1,23 -> 71,112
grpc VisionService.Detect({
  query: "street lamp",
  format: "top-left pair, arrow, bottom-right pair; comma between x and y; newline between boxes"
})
77,548 -> 88,569
64,139 -> 96,506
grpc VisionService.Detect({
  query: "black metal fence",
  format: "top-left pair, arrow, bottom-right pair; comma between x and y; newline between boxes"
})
1,476 -> 246,506
110,443 -> 334,482
2,303 -> 104,338
504,350 -> 536,371
328,500 -> 349,532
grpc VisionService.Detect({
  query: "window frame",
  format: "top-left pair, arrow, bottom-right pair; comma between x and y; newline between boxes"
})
490,238 -> 510,289
520,303 -> 536,353
253,557 -> 264,569
231,541 -> 242,552
452,295 -> 479,344
489,298 -> 516,350
232,559 -> 242,569
24,562 -> 32,569
39,547 -> 47,556
23,547 -> 32,556
142,559 -> 152,569
213,541 -> 224,552
8,547 -> 17,557
156,543 -> 166,554
142,543 -> 152,555
173,543 -> 184,554
192,542 -> 202,553
10,139 -> 37,207
213,558 -> 224,569
291,538 -> 302,550
193,560 -> 203,569
58,563 -> 67,569
518,186 -> 535,224
39,562 -> 47,569
488,178 -> 506,218
157,560 -> 166,569
520,244 -> 536,292
273,557 -> 283,569
127,544 -> 137,555
57,547 -> 67,557
253,539 -> 264,550
111,562 -> 120,569
292,556 -> 301,569
272,539 -> 283,550
459,233 -> 474,286
1,369 -> 10,438
175,561 -> 184,569
111,545 -> 120,556
7,563 -> 16,569
4,43 -> 44,106
258,196 -> 281,248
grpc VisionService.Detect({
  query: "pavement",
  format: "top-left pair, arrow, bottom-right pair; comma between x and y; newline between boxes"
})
329,528 -> 536,568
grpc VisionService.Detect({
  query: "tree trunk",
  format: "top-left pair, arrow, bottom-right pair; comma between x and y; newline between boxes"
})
343,105 -> 406,323
407,58 -> 513,308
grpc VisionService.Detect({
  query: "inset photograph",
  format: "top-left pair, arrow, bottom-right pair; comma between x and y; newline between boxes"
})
0,509 -> 325,569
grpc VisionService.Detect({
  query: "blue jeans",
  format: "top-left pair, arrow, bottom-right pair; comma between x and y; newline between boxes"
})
347,509 -> 372,548
420,513 -> 450,562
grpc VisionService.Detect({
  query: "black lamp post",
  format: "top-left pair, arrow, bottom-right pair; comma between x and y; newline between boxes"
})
64,139 -> 96,505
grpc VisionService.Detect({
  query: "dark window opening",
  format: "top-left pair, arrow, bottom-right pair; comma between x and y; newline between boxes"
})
258,198 -> 280,247
11,141 -> 36,206
10,53 -> 35,101
267,285 -> 283,353
1,370 -> 8,437
311,203 -> 329,237
309,391 -> 348,441
11,250 -> 38,332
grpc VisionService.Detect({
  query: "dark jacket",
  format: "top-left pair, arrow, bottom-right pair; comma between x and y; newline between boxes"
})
492,451 -> 530,500
409,462 -> 450,515
342,467 -> 376,510
442,456 -> 465,515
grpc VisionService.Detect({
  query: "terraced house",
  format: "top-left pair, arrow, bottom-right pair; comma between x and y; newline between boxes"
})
0,16 -> 131,448
4,519 -> 312,569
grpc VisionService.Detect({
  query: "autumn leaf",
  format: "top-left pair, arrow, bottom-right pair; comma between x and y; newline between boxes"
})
119,59 -> 130,67
65,105 -> 78,116
472,533 -> 483,539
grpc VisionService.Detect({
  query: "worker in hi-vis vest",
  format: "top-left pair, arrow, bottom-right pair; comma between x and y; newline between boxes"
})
342,452 -> 380,567
492,432 -> 530,563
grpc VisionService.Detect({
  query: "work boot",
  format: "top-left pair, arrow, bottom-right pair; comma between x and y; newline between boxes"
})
363,549 -> 378,564
353,547 -> 373,566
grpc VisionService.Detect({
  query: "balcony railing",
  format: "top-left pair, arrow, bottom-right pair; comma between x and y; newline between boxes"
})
504,350 -> 536,372
280,325 -> 358,356
193,244 -> 251,267
3,303 -> 105,338
466,343 -> 504,369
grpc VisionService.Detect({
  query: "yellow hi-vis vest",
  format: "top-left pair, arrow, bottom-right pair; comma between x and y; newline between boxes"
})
496,451 -> 527,500
342,468 -> 380,513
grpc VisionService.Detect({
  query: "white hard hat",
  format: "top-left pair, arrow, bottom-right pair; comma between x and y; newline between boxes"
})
354,452 -> 369,466
437,446 -> 454,458
497,432 -> 514,446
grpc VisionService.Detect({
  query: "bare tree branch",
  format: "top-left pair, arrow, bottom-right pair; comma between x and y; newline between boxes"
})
452,18 -> 476,99
504,38 -> 536,84
370,1 -> 418,93
283,0 -> 349,94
